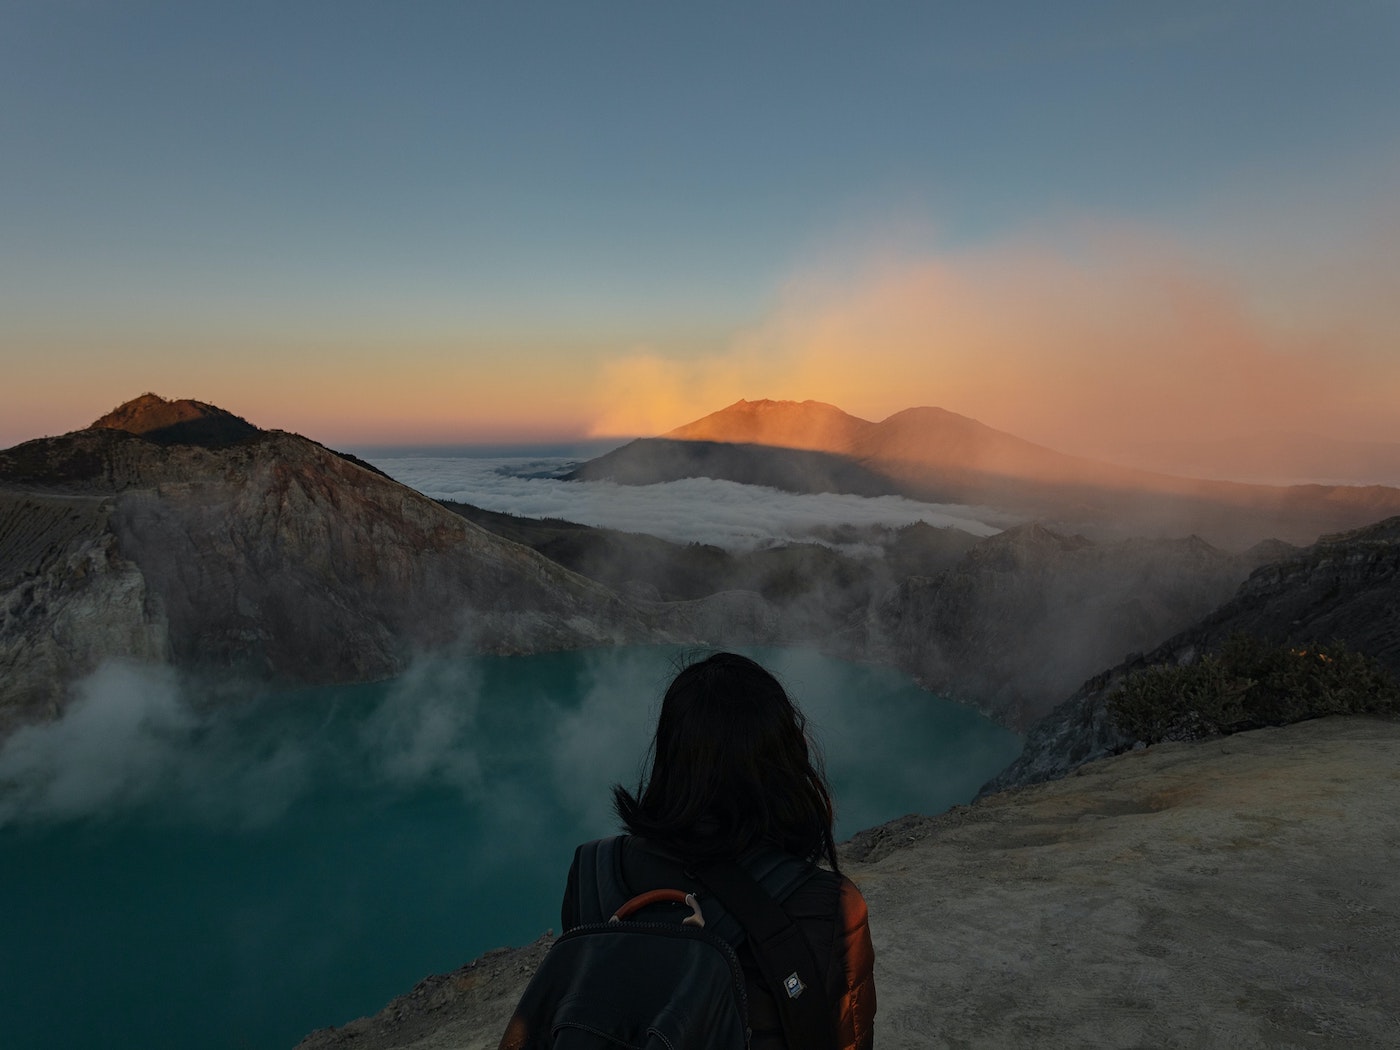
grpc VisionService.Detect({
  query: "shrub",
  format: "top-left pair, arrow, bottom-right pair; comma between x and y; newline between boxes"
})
1107,634 -> 1400,745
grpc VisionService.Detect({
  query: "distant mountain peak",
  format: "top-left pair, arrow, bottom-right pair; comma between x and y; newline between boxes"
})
665,398 -> 872,452
91,393 -> 260,447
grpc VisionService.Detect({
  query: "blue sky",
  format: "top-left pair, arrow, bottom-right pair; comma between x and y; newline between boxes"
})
3,1 -> 1398,457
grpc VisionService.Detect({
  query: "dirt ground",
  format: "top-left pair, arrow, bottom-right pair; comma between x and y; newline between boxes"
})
297,716 -> 1400,1050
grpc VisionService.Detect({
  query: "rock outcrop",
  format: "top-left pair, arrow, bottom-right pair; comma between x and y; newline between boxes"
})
297,716 -> 1400,1050
983,515 -> 1400,793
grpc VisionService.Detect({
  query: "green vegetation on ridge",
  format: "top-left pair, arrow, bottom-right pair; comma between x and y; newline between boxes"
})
1108,634 -> 1400,745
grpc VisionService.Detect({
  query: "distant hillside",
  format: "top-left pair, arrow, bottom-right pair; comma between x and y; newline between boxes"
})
569,438 -> 906,497
577,399 -> 1400,547
668,399 -> 1163,489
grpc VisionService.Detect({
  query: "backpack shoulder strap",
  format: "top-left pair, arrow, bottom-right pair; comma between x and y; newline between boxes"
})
569,836 -> 630,926
695,856 -> 837,1050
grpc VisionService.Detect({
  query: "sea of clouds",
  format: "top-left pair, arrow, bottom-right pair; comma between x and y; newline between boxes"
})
366,454 -> 1006,551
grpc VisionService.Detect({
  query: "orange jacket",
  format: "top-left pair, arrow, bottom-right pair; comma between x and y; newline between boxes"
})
835,877 -> 877,1050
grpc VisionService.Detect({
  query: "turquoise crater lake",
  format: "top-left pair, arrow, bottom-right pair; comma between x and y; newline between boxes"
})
0,646 -> 1021,1050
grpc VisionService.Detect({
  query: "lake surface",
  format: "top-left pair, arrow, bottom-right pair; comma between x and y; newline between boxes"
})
0,646 -> 1021,1050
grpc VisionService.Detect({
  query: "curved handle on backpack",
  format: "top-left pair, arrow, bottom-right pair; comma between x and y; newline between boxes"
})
609,889 -> 706,928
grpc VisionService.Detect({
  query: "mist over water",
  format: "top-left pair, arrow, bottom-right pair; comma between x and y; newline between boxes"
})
0,647 -> 1020,1050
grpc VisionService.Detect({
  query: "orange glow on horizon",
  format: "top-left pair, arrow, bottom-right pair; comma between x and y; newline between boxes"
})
586,229 -> 1400,473
5,225 -> 1398,472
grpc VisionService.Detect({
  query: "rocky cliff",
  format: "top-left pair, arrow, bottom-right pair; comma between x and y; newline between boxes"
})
866,524 -> 1288,728
983,515 -> 1400,792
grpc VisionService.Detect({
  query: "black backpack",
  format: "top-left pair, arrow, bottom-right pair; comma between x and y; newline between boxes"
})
499,837 -> 836,1050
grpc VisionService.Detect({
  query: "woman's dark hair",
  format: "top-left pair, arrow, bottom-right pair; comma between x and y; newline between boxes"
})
613,652 -> 840,872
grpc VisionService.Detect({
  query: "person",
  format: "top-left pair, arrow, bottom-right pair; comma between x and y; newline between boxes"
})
559,651 -> 876,1050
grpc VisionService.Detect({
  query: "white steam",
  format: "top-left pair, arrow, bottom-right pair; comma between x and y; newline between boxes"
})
548,648 -> 669,834
0,658 -> 494,827
0,662 -> 193,821
360,658 -> 484,790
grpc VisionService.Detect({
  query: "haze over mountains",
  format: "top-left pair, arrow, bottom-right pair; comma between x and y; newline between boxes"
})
7,392 -> 1400,1050
4,392 -> 1400,739
575,399 -> 1400,547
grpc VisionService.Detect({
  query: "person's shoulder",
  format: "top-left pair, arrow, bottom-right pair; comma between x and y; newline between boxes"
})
836,874 -> 870,926
777,862 -> 842,919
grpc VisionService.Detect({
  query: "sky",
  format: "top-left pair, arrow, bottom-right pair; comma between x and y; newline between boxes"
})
3,1 -> 1398,469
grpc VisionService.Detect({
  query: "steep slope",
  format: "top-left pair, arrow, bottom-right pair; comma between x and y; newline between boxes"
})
584,399 -> 1400,547
0,397 -> 671,732
984,515 -> 1400,792
448,499 -> 1277,731
866,524 -> 1284,728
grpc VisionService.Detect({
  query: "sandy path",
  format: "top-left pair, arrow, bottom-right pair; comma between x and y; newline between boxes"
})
298,716 -> 1400,1049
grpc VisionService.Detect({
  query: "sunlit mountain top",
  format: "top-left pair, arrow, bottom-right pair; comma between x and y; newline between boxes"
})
662,397 -> 1160,489
665,398 -> 872,452
91,393 -> 260,448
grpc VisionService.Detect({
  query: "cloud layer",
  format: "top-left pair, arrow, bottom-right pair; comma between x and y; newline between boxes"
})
369,455 -> 1005,550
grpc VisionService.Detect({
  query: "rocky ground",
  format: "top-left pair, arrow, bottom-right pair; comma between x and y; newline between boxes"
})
297,715 -> 1400,1050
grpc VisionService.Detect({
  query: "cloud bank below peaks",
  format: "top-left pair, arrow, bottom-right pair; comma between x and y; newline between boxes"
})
370,456 -> 1005,550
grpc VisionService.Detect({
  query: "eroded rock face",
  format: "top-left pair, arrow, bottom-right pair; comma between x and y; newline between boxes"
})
445,506 -> 1282,732
867,524 -> 1285,729
983,515 -> 1400,793
0,492 -> 169,732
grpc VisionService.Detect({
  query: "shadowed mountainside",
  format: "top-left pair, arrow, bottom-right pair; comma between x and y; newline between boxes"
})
574,399 -> 1400,547
984,515 -> 1400,792
446,504 -> 1286,729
